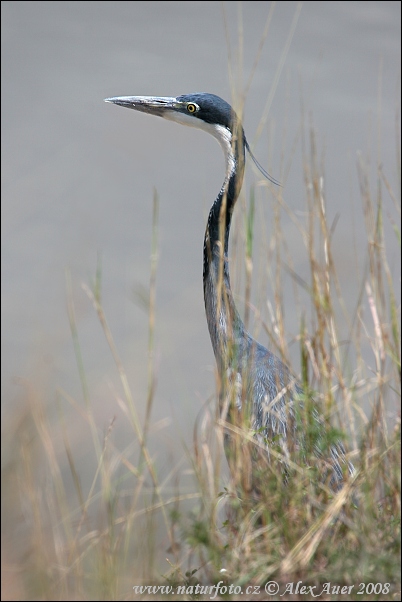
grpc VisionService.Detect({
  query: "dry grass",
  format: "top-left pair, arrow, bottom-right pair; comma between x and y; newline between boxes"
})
2,112 -> 400,600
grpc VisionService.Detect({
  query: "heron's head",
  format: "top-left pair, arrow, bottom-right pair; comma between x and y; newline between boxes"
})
105,93 -> 246,161
105,92 -> 239,132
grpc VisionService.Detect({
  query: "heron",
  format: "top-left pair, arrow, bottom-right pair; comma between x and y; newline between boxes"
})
105,93 -> 354,495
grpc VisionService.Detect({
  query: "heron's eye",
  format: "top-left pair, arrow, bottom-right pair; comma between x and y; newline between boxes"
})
187,103 -> 198,114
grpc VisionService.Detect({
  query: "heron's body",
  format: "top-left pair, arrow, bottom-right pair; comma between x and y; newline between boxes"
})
105,93 -> 353,492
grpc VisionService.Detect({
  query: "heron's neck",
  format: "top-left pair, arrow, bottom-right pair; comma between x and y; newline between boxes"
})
203,127 -> 246,370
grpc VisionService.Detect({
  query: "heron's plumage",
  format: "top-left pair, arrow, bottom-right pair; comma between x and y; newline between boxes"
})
105,92 -> 354,493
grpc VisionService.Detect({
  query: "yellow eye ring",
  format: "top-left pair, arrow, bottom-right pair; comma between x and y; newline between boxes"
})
187,103 -> 198,114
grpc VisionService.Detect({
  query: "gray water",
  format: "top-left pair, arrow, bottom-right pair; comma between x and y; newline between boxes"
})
2,0 -> 400,566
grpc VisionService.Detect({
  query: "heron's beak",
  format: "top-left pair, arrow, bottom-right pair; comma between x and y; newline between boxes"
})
104,96 -> 179,117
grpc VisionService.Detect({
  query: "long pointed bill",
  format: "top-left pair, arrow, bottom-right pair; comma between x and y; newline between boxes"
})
104,95 -> 178,117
